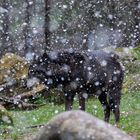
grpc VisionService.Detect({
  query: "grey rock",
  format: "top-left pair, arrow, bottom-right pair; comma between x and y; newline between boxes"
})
34,110 -> 135,140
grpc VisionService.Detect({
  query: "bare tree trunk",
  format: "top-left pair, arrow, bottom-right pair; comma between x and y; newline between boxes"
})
107,0 -> 116,28
44,0 -> 51,50
133,0 -> 140,46
0,0 -> 13,56
23,0 -> 33,56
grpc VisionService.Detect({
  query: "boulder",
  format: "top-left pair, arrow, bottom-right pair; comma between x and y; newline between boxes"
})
34,110 -> 135,140
0,104 -> 13,125
0,53 -> 29,85
0,53 -> 29,96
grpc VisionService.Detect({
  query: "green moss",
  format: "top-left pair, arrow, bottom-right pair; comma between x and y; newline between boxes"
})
131,46 -> 140,61
123,74 -> 140,93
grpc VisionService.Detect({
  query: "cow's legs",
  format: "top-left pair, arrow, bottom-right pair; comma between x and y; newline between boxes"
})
109,90 -> 121,123
78,93 -> 86,111
98,93 -> 110,122
64,93 -> 75,111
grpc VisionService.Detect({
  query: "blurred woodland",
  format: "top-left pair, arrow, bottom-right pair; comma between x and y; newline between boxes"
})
0,0 -> 140,58
0,1 -> 140,139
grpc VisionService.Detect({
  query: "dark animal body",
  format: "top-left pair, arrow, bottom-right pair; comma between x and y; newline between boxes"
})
28,50 -> 124,123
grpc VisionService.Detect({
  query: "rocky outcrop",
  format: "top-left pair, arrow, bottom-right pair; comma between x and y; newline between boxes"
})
34,110 -> 135,140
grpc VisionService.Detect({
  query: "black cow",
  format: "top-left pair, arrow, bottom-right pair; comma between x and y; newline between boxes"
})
28,50 -> 124,123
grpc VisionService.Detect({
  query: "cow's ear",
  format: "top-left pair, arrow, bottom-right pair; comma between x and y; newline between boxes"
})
73,52 -> 85,64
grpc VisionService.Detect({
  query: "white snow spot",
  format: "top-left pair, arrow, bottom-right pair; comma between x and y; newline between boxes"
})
27,77 -> 39,88
95,81 -> 100,86
33,117 -> 37,122
82,39 -> 87,44
99,24 -> 103,27
22,22 -> 28,26
62,5 -> 68,9
47,78 -> 53,85
82,93 -> 88,99
25,52 -> 34,61
138,3 -> 140,9
93,105 -> 97,109
104,72 -> 107,77
87,67 -> 92,71
114,70 -> 120,74
108,14 -> 113,19
29,1 -> 33,5
48,51 -> 58,60
46,70 -> 52,76
76,77 -> 80,81
87,72 -> 93,80
100,60 -> 107,66
55,110 -> 59,114
0,87 -> 4,92
62,64 -> 71,73
0,7 -> 8,13
68,48 -> 74,53
95,11 -> 101,18
113,76 -> 117,81
89,56 -> 92,60
33,28 -> 38,34
61,77 -> 65,81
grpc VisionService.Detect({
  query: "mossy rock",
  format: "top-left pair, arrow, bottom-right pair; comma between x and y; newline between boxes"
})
114,47 -> 140,74
104,47 -> 140,93
0,105 -> 13,125
0,53 -> 29,85
0,53 -> 29,96
123,74 -> 140,93
123,60 -> 140,74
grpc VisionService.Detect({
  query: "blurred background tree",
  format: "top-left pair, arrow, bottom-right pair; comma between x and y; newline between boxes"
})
0,0 -> 139,57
